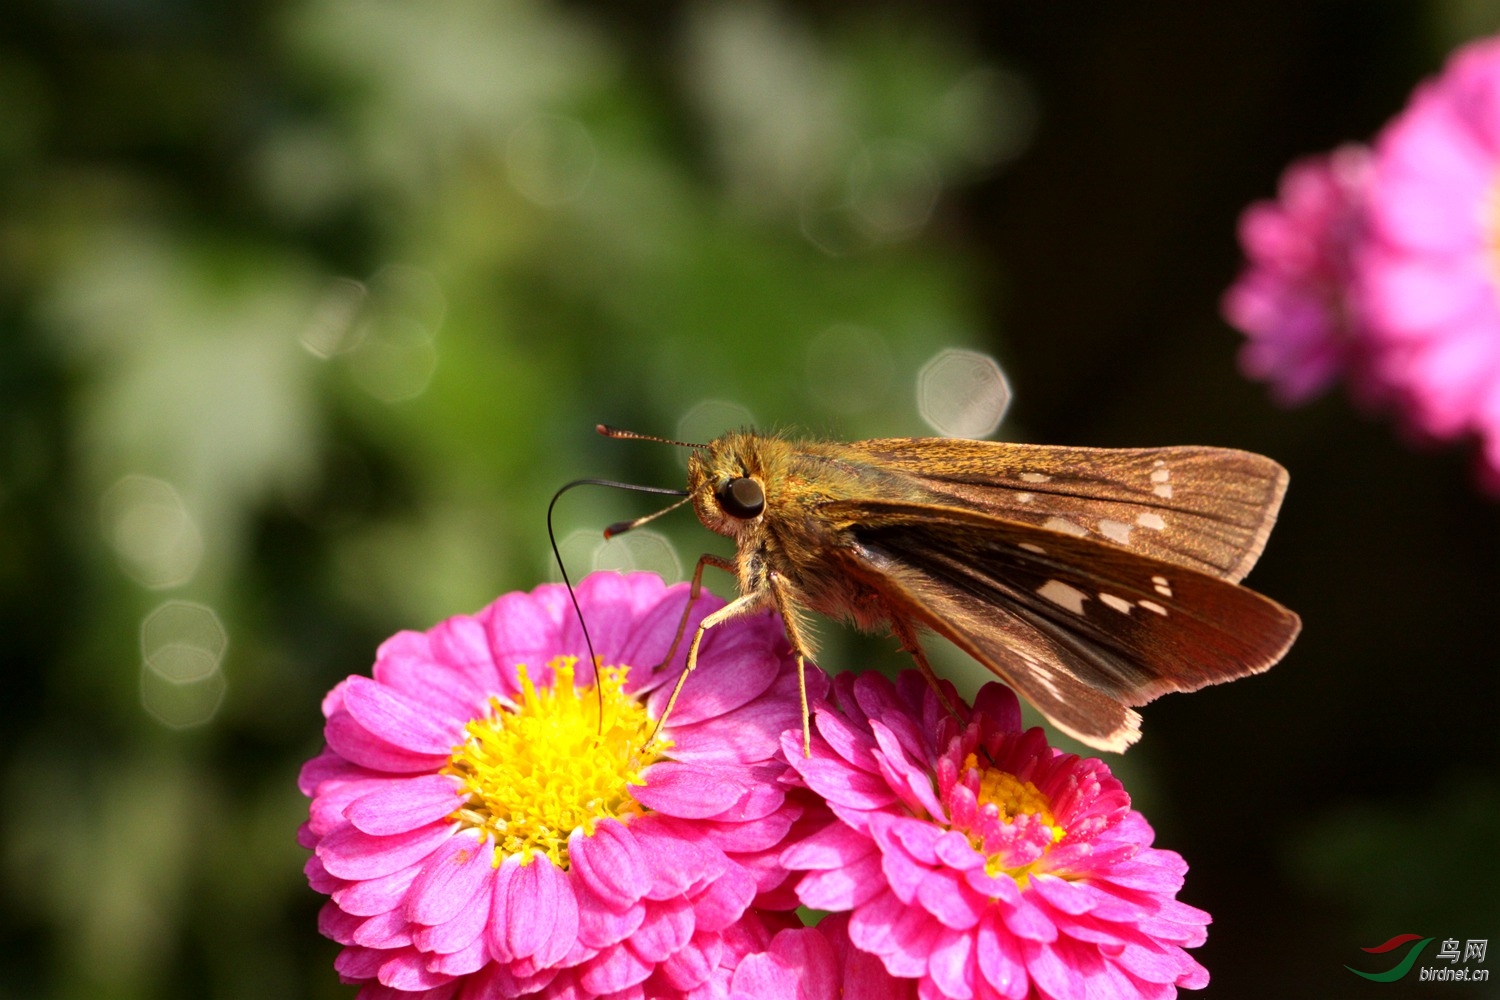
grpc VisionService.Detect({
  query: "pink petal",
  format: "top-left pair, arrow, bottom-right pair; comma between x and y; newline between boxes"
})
1095,858 -> 1186,894
882,813 -> 942,865
304,853 -> 340,893
876,833 -> 931,907
1027,874 -> 1095,917
882,900 -> 945,979
668,666 -> 815,763
1358,249 -> 1491,335
795,850 -> 886,911
997,894 -> 1057,944
849,889 -> 936,978
628,896 -> 693,962
325,710 -> 447,774
346,774 -> 464,836
298,746 -> 363,797
333,860 -> 421,916
692,804 -> 796,854
728,951 -> 799,998
558,572 -> 654,667
318,900 -> 361,945
689,862 -> 755,933
578,941 -> 654,995
784,742 -> 901,809
352,907 -> 413,949
576,894 -> 645,949
343,675 -> 464,755
781,821 -> 876,871
649,617 -> 783,727
928,926 -> 976,1000
660,933 -> 723,991
373,627 -> 493,718
634,762 -> 754,818
318,821 -> 453,881
1370,106 -> 1491,253
634,818 -> 729,898
977,911 -> 1029,1000
933,830 -> 983,872
426,933 -> 490,977
502,854 -> 579,966
813,702 -> 883,771
769,926 -> 840,999
377,946 -> 452,991
1113,942 -> 1193,985
570,819 -> 648,910
413,866 -> 495,956
308,774 -> 389,838
612,582 -> 706,681
403,829 -> 492,926
332,943 -> 383,980
918,870 -> 986,931
1022,936 -> 1110,1000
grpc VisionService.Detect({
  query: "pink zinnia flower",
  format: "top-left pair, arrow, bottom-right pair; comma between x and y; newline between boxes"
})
1356,34 -> 1500,490
1223,143 -> 1375,405
782,672 -> 1210,1000
298,571 -> 821,1000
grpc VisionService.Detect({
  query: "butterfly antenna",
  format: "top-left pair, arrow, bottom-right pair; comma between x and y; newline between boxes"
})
548,478 -> 693,732
604,493 -> 693,539
597,424 -> 708,449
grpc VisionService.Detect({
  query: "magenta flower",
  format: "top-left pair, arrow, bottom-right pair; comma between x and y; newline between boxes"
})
1355,34 -> 1500,489
1227,32 -> 1500,495
298,571 -> 821,1000
782,672 -> 1210,1000
1222,143 -> 1375,405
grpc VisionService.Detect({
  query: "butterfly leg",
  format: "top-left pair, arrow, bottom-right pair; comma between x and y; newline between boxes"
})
765,572 -> 816,757
649,582 -> 767,748
655,552 -> 737,674
889,616 -> 963,724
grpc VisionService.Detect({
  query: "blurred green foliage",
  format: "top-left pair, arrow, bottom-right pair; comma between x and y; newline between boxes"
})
1,2 -> 1496,999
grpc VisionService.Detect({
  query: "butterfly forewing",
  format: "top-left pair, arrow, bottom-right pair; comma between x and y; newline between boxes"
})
826,500 -> 1301,751
840,439 -> 1288,583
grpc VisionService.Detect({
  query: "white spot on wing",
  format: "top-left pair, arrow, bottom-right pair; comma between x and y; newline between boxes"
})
1042,516 -> 1088,538
1151,574 -> 1173,597
1018,542 -> 1046,554
1139,600 -> 1168,615
1020,473 -> 1051,483
1152,459 -> 1166,468
1150,468 -> 1170,484
1016,492 -> 1033,504
1028,661 -> 1064,699
1097,518 -> 1132,544
1037,579 -> 1088,615
1153,484 -> 1173,499
1136,512 -> 1166,530
1099,593 -> 1132,614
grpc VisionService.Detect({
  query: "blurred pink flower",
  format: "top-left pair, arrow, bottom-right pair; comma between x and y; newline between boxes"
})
1223,144 -> 1375,405
299,571 -> 822,1000
1228,32 -> 1500,494
1356,34 -> 1500,490
782,672 -> 1210,1000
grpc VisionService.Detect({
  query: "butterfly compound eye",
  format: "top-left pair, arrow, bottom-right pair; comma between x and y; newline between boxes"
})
715,477 -> 765,519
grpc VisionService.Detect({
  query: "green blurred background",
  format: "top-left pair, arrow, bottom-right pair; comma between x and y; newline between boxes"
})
2,2 -> 1497,997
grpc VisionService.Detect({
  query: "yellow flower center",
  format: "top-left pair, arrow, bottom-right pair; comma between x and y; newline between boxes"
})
963,753 -> 1066,883
443,657 -> 666,869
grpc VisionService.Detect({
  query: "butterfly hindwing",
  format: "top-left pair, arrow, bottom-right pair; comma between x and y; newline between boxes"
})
825,499 -> 1301,751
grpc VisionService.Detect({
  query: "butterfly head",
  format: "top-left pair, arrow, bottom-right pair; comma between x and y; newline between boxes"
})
686,431 -> 780,539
